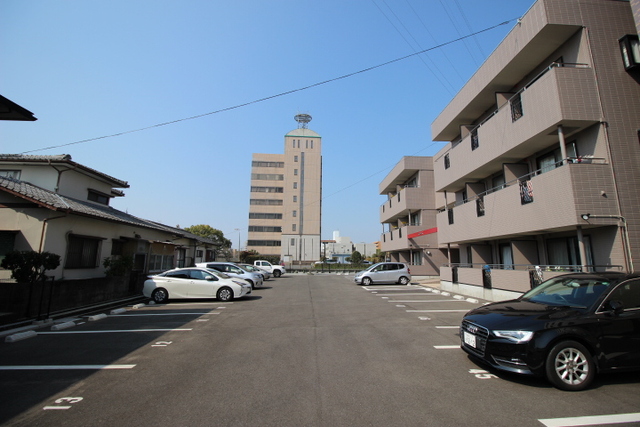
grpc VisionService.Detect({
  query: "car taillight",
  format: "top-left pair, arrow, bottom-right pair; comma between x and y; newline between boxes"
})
408,268 -> 411,274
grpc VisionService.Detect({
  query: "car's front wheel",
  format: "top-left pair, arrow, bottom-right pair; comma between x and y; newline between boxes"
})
274,270 -> 281,278
151,288 -> 168,304
398,276 -> 410,285
545,340 -> 595,391
216,286 -> 234,302
247,280 -> 255,290
362,277 -> 372,286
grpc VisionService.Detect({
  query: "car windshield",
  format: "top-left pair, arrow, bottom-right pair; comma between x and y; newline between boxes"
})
521,276 -> 613,308
205,268 -> 231,279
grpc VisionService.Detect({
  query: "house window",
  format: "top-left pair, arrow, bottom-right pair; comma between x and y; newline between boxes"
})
471,129 -> 479,150
149,254 -> 174,271
0,170 -> 21,180
444,154 -> 450,169
0,231 -> 18,264
547,236 -> 593,270
65,235 -> 101,269
110,239 -> 124,256
88,190 -> 110,205
412,251 -> 422,265
511,93 -> 523,122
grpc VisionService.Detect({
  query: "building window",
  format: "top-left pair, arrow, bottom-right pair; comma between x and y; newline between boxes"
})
444,154 -> 450,169
619,34 -> 640,71
0,170 -> 21,180
412,251 -> 422,265
249,213 -> 283,219
250,199 -> 283,206
251,186 -> 283,193
511,93 -> 523,122
293,210 -> 297,217
251,173 -> 284,181
448,209 -> 454,225
291,239 -> 295,246
471,129 -> 479,150
252,161 -> 284,168
293,182 -> 298,189
149,254 -> 174,271
247,240 -> 281,247
248,226 -> 282,232
65,235 -> 101,269
293,195 -> 297,202
294,169 -> 298,176
292,224 -> 296,232
311,140 -> 313,149
88,190 -> 110,205
306,140 -> 309,149
294,155 -> 298,162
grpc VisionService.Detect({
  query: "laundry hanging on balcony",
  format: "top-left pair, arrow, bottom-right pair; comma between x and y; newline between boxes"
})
520,179 -> 534,204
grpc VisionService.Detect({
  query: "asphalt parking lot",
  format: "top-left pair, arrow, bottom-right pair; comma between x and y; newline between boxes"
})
0,275 -> 638,427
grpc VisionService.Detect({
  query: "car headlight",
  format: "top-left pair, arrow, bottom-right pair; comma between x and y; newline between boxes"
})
493,330 -> 534,343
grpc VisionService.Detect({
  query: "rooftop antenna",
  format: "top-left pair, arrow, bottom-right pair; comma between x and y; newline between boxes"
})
294,113 -> 312,129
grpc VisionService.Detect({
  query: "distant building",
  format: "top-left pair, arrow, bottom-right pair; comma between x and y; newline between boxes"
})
432,0 -> 640,299
321,231 -> 376,263
247,115 -> 322,262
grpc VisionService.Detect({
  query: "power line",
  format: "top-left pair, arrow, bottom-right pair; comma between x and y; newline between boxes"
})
21,18 -> 517,155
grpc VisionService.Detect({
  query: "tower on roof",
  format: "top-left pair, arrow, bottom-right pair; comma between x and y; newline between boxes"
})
294,113 -> 312,129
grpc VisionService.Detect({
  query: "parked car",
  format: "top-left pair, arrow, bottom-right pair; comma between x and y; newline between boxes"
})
354,262 -> 411,285
314,259 -> 337,265
143,267 -> 251,303
253,260 -> 286,277
239,263 -> 271,280
196,262 -> 263,289
460,272 -> 640,391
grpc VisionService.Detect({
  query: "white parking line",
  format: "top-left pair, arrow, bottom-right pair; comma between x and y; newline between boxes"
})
538,413 -> 640,427
435,326 -> 459,329
375,293 -> 434,297
38,328 -> 192,334
0,364 -> 136,370
406,310 -> 469,313
387,299 -> 462,303
434,345 -> 459,349
110,313 -> 215,316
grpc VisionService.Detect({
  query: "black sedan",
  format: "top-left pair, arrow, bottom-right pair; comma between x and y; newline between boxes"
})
460,272 -> 640,391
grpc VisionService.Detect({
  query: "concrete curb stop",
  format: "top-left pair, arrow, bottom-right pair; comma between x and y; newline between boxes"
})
87,313 -> 107,321
5,330 -> 37,343
51,321 -> 76,331
110,308 -> 127,315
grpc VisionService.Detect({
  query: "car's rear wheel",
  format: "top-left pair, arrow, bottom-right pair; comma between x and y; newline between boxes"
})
398,276 -> 410,285
216,286 -> 234,302
545,340 -> 595,391
274,270 -> 281,278
151,288 -> 168,304
362,277 -> 372,286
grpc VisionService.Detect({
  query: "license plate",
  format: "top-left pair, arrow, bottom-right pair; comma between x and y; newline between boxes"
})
463,331 -> 476,348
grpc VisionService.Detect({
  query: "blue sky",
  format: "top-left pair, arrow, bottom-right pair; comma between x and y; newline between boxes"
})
1,0 -> 533,249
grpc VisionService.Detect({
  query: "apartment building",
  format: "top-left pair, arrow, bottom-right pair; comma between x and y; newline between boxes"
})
379,156 -> 450,276
431,0 -> 640,300
247,115 -> 322,262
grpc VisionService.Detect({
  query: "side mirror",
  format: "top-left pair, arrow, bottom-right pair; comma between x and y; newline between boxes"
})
605,300 -> 624,316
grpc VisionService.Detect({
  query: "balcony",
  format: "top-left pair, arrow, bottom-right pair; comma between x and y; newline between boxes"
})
380,187 -> 427,223
435,64 -> 601,192
380,225 -> 425,252
436,161 -> 617,244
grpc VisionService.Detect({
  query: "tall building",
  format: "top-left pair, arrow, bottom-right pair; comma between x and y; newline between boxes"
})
247,115 -> 322,262
431,0 -> 640,300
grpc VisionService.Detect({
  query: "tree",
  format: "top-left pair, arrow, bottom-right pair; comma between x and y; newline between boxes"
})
184,225 -> 232,248
351,250 -> 363,265
1,251 -> 61,283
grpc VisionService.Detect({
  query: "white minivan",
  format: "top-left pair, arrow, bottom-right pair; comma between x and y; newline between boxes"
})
354,262 -> 411,286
